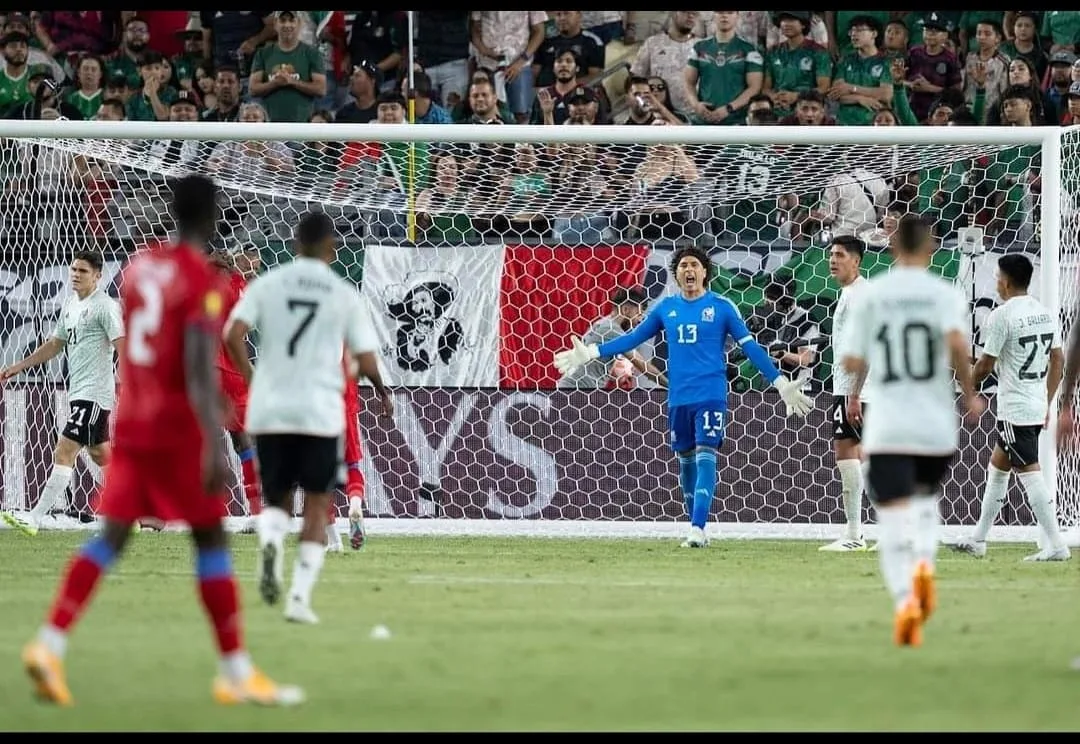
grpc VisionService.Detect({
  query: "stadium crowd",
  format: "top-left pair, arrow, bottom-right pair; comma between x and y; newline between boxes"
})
0,11 -> 1064,253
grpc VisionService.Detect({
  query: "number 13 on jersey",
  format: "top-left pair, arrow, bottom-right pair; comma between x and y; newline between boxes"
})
677,324 -> 698,344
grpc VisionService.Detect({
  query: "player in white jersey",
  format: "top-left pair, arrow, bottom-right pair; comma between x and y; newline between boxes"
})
952,254 -> 1070,561
223,211 -> 392,625
841,215 -> 983,647
821,236 -> 871,552
1,250 -> 124,535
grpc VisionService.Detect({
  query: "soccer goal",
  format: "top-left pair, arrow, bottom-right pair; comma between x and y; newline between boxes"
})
0,118 -> 1074,544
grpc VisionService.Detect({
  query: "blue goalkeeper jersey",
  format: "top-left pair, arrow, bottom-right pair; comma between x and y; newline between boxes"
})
597,292 -> 782,407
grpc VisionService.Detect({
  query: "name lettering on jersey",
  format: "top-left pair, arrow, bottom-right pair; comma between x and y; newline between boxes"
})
736,147 -> 780,168
701,306 -> 715,323
1021,313 -> 1051,328
292,277 -> 333,293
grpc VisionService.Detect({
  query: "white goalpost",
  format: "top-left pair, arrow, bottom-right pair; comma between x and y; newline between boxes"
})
0,119 -> 1075,544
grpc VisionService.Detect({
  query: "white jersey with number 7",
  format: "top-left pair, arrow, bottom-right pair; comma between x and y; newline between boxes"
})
226,257 -> 378,438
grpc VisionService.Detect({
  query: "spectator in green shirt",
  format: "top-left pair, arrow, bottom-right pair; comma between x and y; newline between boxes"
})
125,51 -> 176,122
684,11 -> 763,126
763,11 -> 832,119
828,16 -> 892,126
0,30 -> 31,113
1042,11 -> 1080,55
249,11 -> 327,123
107,16 -> 151,90
64,55 -> 105,121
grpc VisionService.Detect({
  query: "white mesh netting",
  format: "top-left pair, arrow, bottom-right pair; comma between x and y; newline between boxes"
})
0,123 -> 1072,540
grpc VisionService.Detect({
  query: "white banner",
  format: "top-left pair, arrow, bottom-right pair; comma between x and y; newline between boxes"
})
359,243 -> 505,387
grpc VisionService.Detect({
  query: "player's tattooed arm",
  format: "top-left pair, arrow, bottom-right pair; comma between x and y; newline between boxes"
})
353,350 -> 394,420
223,319 -> 255,386
1,336 -> 65,381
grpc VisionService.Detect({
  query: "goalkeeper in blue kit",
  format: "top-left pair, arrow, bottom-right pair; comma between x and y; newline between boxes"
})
555,247 -> 813,547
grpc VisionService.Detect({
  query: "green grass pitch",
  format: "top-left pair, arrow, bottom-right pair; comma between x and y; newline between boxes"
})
0,532 -> 1077,731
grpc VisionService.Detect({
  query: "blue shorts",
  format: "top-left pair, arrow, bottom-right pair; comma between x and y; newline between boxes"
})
669,400 -> 727,454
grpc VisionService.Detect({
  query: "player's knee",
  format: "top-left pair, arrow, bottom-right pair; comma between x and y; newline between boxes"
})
54,437 -> 81,466
190,524 -> 228,552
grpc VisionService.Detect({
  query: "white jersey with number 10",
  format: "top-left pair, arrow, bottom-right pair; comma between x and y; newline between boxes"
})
981,294 -> 1061,427
227,256 -> 378,438
842,266 -> 968,456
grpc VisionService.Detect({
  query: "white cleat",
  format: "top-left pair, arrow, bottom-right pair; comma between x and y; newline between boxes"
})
867,542 -> 879,552
1022,546 -> 1071,562
1,511 -> 40,536
819,537 -> 867,552
238,517 -> 257,535
256,540 -> 285,606
680,526 -> 709,548
348,499 -> 366,551
283,596 -> 320,625
949,538 -> 987,558
325,540 -> 343,554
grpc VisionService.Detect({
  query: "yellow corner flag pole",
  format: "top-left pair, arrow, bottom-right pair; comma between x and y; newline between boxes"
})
406,10 -> 417,244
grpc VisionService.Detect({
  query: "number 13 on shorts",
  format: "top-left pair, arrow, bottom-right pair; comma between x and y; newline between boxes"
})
670,401 -> 727,452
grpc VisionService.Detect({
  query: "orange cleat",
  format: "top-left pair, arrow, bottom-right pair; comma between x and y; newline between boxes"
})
893,596 -> 923,648
22,641 -> 73,706
912,559 -> 936,622
212,667 -> 305,707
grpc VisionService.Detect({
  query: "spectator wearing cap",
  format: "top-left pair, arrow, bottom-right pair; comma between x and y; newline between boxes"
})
828,15 -> 891,127
169,17 -> 207,94
1002,12 -> 1048,81
963,18 -> 1009,113
900,11 -> 960,49
1046,50 -> 1078,121
470,11 -> 547,124
126,50 -> 177,121
0,30 -> 31,113
763,12 -> 832,119
348,12 -> 407,93
64,54 -> 107,121
5,64 -> 81,120
1041,11 -> 1080,56
685,12 -> 763,126
1061,81 -> 1080,125
563,85 -> 601,125
533,12 -> 604,89
413,11 -> 471,108
249,11 -> 326,123
201,65 -> 242,122
335,60 -> 379,123
34,11 -> 117,60
903,12 -> 963,122
401,71 -> 452,124
530,48 -> 584,126
107,16 -> 154,90
630,12 -> 700,116
372,91 -> 431,196
199,11 -> 276,81
2,14 -> 65,85
168,88 -> 200,122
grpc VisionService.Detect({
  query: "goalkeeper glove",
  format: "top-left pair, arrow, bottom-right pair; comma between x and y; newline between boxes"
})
772,377 -> 814,418
554,336 -> 599,377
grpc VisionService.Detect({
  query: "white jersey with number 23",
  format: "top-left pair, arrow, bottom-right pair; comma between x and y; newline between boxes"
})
981,294 -> 1060,427
842,266 -> 968,456
227,256 -> 378,438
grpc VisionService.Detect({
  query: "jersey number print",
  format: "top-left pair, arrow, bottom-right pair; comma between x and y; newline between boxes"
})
876,321 -> 936,382
286,299 -> 319,357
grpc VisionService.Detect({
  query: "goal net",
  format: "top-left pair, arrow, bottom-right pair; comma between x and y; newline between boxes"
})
0,120 -> 1072,542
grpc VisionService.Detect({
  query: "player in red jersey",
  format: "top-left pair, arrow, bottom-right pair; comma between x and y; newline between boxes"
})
20,175 -> 303,708
327,354 -> 367,552
210,246 -> 263,530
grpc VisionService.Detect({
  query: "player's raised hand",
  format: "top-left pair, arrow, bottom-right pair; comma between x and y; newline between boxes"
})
0,364 -> 20,383
553,336 -> 599,377
774,376 -> 813,417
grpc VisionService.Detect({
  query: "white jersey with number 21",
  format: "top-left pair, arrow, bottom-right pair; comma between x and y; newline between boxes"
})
981,294 -> 1060,427
843,266 -> 968,456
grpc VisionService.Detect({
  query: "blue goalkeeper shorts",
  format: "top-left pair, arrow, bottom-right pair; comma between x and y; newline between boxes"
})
669,399 -> 727,454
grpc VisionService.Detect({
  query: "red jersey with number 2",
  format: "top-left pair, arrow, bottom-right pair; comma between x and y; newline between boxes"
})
113,242 -> 224,451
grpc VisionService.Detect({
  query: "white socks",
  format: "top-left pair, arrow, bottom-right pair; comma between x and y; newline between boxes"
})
972,465 -> 1009,542
289,541 -> 326,607
910,496 -> 940,567
258,506 -> 291,550
875,505 -> 913,609
837,459 -> 863,540
220,650 -> 254,683
326,522 -> 343,550
1018,471 -> 1065,550
30,465 -> 73,521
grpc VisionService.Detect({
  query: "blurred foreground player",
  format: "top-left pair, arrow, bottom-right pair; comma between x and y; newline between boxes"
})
210,245 -> 263,531
554,246 -> 813,548
224,211 -> 392,624
20,175 -> 303,707
840,215 -> 983,647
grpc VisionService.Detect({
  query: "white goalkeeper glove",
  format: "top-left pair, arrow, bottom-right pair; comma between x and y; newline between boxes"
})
772,377 -> 814,418
554,336 -> 599,377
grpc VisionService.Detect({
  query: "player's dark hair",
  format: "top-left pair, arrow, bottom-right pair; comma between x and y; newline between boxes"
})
170,174 -> 219,243
612,286 -> 647,307
296,211 -> 335,256
72,249 -> 103,272
669,246 -> 713,282
998,254 -> 1034,290
830,235 -> 865,263
895,213 -> 933,254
